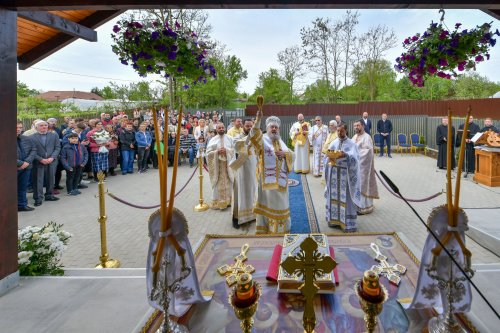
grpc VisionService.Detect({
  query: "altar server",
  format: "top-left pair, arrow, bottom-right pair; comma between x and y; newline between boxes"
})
325,123 -> 362,232
206,123 -> 235,210
308,116 -> 329,177
289,113 -> 310,173
352,120 -> 379,214
250,106 -> 293,234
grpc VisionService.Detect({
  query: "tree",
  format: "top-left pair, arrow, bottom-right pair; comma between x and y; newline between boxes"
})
351,59 -> 397,101
301,17 -> 344,102
339,10 -> 360,87
17,81 -> 39,98
277,45 -> 306,104
91,87 -> 103,97
303,79 -> 336,104
252,68 -> 289,104
397,76 -> 453,100
357,25 -> 397,101
452,73 -> 500,99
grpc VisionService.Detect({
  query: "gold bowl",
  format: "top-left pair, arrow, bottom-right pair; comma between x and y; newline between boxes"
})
326,150 -> 343,166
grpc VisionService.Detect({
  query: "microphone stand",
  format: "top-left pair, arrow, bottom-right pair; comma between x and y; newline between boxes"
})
379,171 -> 499,321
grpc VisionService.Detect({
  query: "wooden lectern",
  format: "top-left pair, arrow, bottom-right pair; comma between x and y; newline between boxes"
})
474,149 -> 500,187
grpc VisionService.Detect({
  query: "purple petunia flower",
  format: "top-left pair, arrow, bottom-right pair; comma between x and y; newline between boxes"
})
438,58 -> 448,67
419,58 -> 426,69
113,25 -> 120,33
458,61 -> 466,71
154,44 -> 167,52
411,36 -> 418,42
438,45 -> 445,52
428,65 -> 437,74
168,52 -> 177,60
461,29 -> 468,35
133,63 -> 139,69
450,39 -> 459,48
475,55 -> 484,62
455,23 -> 462,29
134,36 -> 140,45
437,71 -> 447,78
183,84 -> 189,89
171,45 -> 178,52
134,22 -> 143,29
177,66 -> 184,72
146,65 -> 153,71
490,38 -> 496,47
423,47 -> 429,55
403,38 -> 410,45
151,31 -> 160,40
120,59 -> 128,65
175,21 -> 181,29
486,53 -> 490,60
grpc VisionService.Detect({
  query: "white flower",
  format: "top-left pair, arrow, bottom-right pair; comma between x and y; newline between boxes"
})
32,233 -> 40,241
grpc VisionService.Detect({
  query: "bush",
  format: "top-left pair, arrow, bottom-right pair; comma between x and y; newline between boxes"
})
18,222 -> 72,276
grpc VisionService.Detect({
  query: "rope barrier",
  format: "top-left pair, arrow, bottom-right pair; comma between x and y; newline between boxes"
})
375,170 -> 443,202
107,165 -> 201,209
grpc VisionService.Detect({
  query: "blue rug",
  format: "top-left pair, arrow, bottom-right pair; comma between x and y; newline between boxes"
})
289,172 -> 320,233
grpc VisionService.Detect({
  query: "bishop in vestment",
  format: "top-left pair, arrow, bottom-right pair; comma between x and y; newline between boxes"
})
308,116 -> 329,177
325,124 -> 362,232
289,113 -> 310,174
436,117 -> 456,170
206,123 -> 235,210
352,120 -> 379,214
250,112 -> 293,234
229,119 -> 257,229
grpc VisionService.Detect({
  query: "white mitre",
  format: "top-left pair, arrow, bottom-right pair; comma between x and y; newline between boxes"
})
266,116 -> 281,128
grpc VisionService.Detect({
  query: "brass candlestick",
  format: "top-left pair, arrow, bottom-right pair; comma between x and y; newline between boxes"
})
95,171 -> 120,268
354,270 -> 388,333
228,273 -> 262,333
194,147 -> 209,212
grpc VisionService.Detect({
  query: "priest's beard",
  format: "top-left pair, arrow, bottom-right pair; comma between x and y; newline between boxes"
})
268,132 -> 280,142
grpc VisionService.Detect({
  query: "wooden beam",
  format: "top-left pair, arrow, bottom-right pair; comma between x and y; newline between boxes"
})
18,10 -> 123,70
3,0 -> 500,10
18,10 -> 97,42
0,9 -> 18,286
482,9 -> 500,20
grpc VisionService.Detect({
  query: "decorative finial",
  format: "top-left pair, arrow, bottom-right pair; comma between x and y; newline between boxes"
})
256,95 -> 264,111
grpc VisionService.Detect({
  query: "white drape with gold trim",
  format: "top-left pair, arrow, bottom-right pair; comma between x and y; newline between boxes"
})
309,124 -> 328,176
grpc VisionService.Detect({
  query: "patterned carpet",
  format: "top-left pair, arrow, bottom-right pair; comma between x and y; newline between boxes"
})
288,172 -> 320,233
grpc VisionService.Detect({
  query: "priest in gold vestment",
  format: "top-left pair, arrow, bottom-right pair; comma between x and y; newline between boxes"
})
250,112 -> 293,234
322,120 -> 338,155
206,123 -> 235,210
289,113 -> 310,173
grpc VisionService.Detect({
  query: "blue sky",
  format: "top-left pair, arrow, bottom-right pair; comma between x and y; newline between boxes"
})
17,9 -> 500,95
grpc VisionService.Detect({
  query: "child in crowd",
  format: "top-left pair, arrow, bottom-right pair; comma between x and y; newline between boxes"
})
119,121 -> 136,175
60,133 -> 88,195
135,122 -> 152,173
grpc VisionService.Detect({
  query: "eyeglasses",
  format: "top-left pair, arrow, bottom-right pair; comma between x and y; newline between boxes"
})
315,120 -> 320,122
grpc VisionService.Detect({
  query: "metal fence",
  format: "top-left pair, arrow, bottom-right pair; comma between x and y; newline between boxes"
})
258,115 -> 499,151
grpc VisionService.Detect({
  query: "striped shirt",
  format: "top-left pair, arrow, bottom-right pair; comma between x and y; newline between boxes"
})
179,134 -> 196,150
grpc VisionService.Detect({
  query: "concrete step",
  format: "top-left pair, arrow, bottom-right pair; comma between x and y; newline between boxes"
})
63,267 -> 146,277
464,208 -> 500,257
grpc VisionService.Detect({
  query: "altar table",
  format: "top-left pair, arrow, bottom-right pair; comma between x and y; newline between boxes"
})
143,233 -> 478,333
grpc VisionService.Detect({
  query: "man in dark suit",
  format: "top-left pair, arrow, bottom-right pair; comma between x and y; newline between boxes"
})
31,120 -> 61,206
376,113 -> 393,157
17,121 -> 37,211
362,112 -> 372,136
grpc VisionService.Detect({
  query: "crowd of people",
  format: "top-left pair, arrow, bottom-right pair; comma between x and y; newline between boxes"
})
16,108 -> 230,212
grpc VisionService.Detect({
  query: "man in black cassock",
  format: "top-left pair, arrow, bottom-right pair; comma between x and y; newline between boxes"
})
481,118 -> 499,133
436,117 -> 456,170
456,115 -> 481,175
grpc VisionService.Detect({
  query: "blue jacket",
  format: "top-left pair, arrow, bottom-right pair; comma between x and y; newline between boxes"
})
60,142 -> 89,170
135,130 -> 152,147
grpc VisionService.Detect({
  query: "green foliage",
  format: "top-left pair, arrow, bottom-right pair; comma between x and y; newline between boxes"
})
17,81 -> 39,98
451,72 -> 500,99
18,222 -> 72,276
251,68 -> 290,104
303,79 -> 336,103
349,59 -> 398,101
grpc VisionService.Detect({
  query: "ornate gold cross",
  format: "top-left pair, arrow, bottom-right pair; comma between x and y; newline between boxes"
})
217,244 -> 255,286
370,243 -> 407,286
281,236 -> 337,333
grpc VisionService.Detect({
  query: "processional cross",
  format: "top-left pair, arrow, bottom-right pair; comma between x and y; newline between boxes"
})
370,243 -> 407,286
281,236 -> 337,333
217,244 -> 255,286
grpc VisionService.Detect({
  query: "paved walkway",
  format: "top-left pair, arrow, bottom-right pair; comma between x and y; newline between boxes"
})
18,154 -> 500,268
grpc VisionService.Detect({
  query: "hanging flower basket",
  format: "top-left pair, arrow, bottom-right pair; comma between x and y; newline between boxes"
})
394,21 -> 499,87
111,18 -> 216,89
